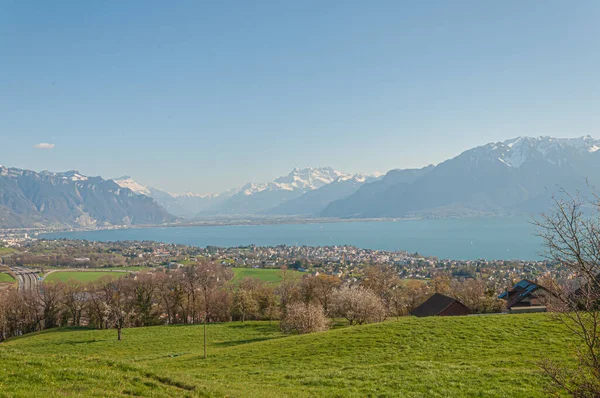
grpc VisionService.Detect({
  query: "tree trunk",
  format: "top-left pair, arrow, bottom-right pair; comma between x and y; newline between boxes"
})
203,319 -> 207,359
117,327 -> 122,341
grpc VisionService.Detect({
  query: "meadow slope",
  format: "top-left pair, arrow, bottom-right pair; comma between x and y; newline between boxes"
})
0,314 -> 577,397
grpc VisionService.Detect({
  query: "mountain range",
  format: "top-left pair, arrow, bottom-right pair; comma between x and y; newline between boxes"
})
2,135 -> 600,229
114,168 -> 381,217
0,167 -> 174,229
322,136 -> 600,218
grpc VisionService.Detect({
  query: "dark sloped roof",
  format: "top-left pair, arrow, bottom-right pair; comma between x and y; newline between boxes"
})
411,293 -> 464,317
499,279 -> 548,309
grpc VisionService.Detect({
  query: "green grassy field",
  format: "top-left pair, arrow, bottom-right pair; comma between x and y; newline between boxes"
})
231,267 -> 302,284
0,272 -> 15,283
0,247 -> 14,254
100,266 -> 148,271
44,271 -> 128,283
0,314 -> 577,397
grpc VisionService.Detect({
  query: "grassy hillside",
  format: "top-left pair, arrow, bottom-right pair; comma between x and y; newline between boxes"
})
0,272 -> 15,283
231,267 -> 302,284
44,271 -> 128,283
0,314 -> 577,397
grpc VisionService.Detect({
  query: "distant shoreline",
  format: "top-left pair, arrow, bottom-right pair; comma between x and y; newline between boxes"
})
37,216 -> 541,261
32,216 -> 397,235
3,212 -> 530,237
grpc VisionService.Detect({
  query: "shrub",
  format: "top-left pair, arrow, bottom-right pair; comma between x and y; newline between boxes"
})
331,286 -> 387,325
280,302 -> 329,334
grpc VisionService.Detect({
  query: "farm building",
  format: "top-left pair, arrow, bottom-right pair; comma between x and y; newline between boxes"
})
498,279 -> 550,313
410,293 -> 470,317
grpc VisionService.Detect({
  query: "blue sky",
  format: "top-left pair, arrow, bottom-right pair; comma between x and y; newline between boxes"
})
2,1 -> 600,193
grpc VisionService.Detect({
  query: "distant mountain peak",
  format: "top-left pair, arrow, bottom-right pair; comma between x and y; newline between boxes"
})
470,135 -> 600,169
113,176 -> 151,196
38,169 -> 90,182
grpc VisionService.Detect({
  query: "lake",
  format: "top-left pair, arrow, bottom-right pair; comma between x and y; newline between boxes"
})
41,217 -> 546,261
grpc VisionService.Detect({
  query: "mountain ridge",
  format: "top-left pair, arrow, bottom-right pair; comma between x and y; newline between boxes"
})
322,135 -> 600,218
201,167 -> 381,216
0,167 -> 175,229
4,135 -> 599,228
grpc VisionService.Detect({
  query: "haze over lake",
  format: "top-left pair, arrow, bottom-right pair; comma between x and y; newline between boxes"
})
42,217 -> 543,261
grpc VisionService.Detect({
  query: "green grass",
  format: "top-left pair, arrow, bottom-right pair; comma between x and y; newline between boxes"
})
0,247 -> 14,254
44,271 -> 128,283
99,266 -> 148,271
0,314 -> 578,397
231,267 -> 302,284
0,272 -> 15,283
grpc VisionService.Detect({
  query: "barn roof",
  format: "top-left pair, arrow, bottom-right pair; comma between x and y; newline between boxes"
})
410,293 -> 466,317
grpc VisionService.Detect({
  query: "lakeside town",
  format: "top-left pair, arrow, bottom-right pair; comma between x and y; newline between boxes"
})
0,233 -> 567,293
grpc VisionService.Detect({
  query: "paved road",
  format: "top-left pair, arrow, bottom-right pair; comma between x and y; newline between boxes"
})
9,266 -> 39,291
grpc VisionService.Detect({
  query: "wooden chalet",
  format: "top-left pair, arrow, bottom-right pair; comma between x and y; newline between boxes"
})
498,279 -> 549,313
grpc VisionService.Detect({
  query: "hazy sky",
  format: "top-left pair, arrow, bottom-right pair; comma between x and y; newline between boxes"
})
2,1 -> 600,193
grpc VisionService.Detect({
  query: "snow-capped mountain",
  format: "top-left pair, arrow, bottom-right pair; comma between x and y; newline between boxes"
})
2,168 -> 91,182
238,167 -> 349,196
112,177 -> 235,217
202,167 -> 380,216
4,135 -> 598,227
484,135 -> 600,169
264,173 -> 381,216
323,136 -> 600,218
112,176 -> 151,196
0,167 -> 174,228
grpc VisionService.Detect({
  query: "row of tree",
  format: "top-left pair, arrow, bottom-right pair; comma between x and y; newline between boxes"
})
0,262 -> 507,343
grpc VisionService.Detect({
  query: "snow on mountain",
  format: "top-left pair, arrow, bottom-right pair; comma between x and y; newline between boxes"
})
202,167 -> 379,216
0,167 -> 174,228
235,167 -> 382,196
334,172 -> 383,183
485,136 -> 600,169
54,170 -> 89,182
265,173 -> 381,216
323,135 -> 600,219
238,167 -> 349,196
113,176 -> 151,196
112,176 -> 237,217
32,170 -> 91,182
173,191 -> 215,199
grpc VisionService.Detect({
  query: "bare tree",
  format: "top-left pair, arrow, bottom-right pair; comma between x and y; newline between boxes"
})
0,289 -> 9,341
194,261 -> 232,358
239,277 -> 280,322
534,191 -> 600,396
132,272 -> 160,326
61,281 -> 87,326
156,271 -> 186,325
299,275 -> 318,305
275,267 -> 299,315
361,264 -> 401,312
99,277 -> 136,341
313,274 -> 341,314
37,282 -> 64,329
449,279 -> 505,314
261,290 -> 281,323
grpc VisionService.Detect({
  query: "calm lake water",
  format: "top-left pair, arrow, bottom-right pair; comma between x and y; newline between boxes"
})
41,217 -> 545,261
